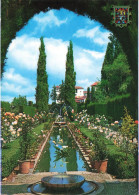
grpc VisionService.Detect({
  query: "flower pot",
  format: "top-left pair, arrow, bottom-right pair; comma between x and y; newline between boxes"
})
30,160 -> 35,169
94,160 -> 102,172
19,160 -> 30,174
99,159 -> 108,173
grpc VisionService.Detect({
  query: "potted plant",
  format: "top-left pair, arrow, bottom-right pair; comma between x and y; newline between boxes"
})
19,118 -> 34,174
91,130 -> 108,173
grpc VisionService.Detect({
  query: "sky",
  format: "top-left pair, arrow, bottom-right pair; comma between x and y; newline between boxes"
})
1,8 -> 110,103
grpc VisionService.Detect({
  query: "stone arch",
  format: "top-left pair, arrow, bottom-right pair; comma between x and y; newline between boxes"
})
2,0 -> 138,95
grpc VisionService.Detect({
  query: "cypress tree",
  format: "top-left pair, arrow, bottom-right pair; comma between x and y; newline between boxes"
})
85,87 -> 90,106
65,41 -> 76,111
35,37 -> 49,113
58,80 -> 65,103
91,86 -> 96,102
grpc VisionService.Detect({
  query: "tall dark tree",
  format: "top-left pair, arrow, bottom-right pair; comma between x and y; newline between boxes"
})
101,33 -> 123,94
35,37 -> 49,113
65,41 -> 76,111
91,86 -> 96,102
50,85 -> 57,103
85,87 -> 90,106
58,80 -> 65,103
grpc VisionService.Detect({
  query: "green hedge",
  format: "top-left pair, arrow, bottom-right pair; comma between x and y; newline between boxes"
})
19,105 -> 36,116
87,94 -> 137,120
23,106 -> 36,116
2,150 -> 21,178
107,152 -> 135,179
77,103 -> 85,113
2,139 -> 21,178
1,101 -> 11,112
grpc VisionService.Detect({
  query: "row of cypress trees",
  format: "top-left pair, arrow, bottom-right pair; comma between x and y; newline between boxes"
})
35,37 -> 76,113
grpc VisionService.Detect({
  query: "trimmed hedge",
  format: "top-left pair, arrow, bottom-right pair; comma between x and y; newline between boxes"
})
1,101 -> 11,112
19,105 -> 36,117
2,139 -> 20,178
77,103 -> 85,113
87,94 -> 137,120
23,106 -> 36,117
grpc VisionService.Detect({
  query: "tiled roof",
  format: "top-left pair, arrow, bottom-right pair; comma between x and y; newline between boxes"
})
75,86 -> 84,89
56,86 -> 60,88
91,82 -> 99,86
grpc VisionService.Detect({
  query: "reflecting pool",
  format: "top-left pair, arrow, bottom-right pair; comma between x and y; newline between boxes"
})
34,127 -> 90,172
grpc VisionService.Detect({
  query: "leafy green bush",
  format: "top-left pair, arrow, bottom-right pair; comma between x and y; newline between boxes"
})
1,101 -> 11,112
107,152 -> 135,178
2,150 -> 21,178
23,106 -> 36,117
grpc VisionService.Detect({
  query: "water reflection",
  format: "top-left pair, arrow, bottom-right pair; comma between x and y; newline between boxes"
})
34,127 -> 89,172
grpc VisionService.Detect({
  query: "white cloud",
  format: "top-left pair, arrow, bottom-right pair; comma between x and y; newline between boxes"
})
73,26 -> 99,38
83,49 -> 105,59
3,68 -> 29,86
74,46 -> 103,83
7,36 -> 68,76
77,79 -> 93,90
8,35 -> 40,70
33,10 -> 67,32
2,82 -> 35,95
44,38 -> 68,77
1,96 -> 14,103
2,68 -> 35,97
73,26 -> 110,45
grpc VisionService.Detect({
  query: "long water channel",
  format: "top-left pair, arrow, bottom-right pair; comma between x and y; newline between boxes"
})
34,127 -> 90,173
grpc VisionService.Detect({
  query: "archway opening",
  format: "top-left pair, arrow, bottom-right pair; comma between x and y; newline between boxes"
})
2,8 -> 111,104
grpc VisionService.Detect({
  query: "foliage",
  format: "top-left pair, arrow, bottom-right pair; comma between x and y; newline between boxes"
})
85,87 -> 90,106
92,82 -> 108,103
28,101 -> 33,106
87,93 -> 137,121
121,107 -> 136,140
23,105 -> 36,117
1,101 -> 11,112
120,107 -> 137,158
2,121 -> 51,178
2,150 -> 21,178
103,53 -> 133,96
58,80 -> 65,103
19,118 -> 34,160
92,130 -> 108,161
50,85 -> 57,103
70,122 -> 136,178
11,95 -> 27,107
101,33 -> 133,99
91,86 -> 96,102
36,37 -> 49,113
54,145 -> 70,162
65,41 -> 77,112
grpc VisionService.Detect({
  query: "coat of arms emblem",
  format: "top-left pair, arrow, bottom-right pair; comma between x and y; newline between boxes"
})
111,6 -> 132,28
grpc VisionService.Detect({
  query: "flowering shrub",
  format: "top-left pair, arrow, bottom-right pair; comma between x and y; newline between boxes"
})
74,109 -> 138,154
1,110 -> 48,147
